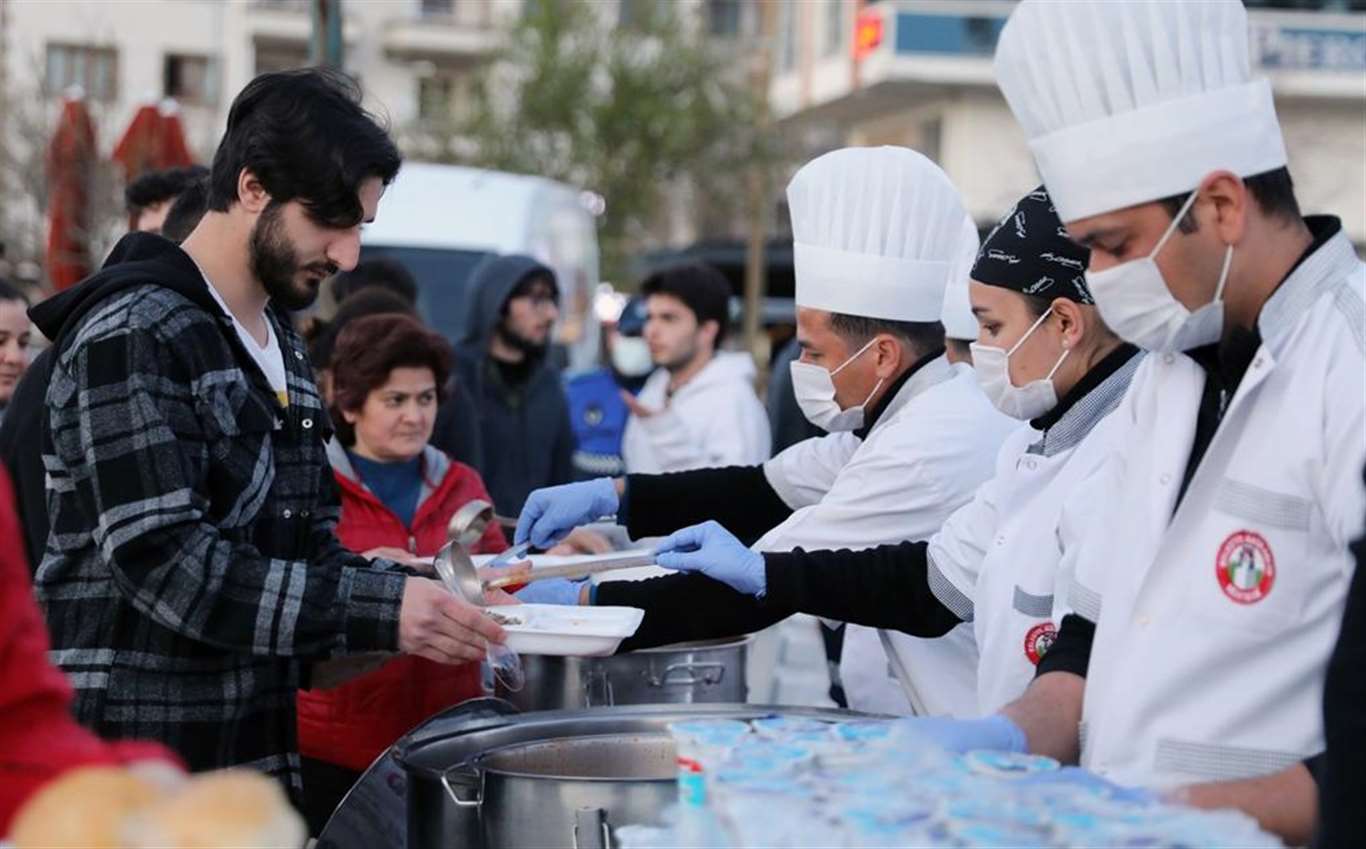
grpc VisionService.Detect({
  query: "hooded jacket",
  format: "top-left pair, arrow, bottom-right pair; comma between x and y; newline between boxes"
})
439,254 -> 575,516
297,441 -> 506,773
621,351 -> 771,474
27,232 -> 407,800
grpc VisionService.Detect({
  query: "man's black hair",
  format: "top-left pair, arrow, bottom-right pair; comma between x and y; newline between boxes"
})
207,68 -> 402,228
309,287 -> 416,368
827,313 -> 945,362
160,175 -> 210,243
1159,166 -> 1301,235
640,262 -> 733,347
0,278 -> 28,306
124,164 -> 210,216
331,256 -> 418,305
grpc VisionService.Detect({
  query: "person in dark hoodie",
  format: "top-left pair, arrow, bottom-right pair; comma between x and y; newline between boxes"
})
22,69 -> 507,805
439,254 -> 575,516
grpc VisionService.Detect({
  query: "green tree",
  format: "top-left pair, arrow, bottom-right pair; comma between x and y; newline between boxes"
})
454,0 -> 773,282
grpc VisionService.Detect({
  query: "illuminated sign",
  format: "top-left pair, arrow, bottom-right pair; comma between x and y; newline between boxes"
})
854,7 -> 884,61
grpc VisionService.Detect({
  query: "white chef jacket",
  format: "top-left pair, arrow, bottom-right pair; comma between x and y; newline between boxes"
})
759,355 -> 1016,717
929,350 -> 1141,714
1062,227 -> 1365,789
622,351 -> 770,474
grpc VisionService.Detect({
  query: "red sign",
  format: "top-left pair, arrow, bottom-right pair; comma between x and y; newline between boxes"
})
854,8 -> 884,61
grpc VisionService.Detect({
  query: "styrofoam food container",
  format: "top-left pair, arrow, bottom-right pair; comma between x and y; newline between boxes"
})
496,604 -> 645,656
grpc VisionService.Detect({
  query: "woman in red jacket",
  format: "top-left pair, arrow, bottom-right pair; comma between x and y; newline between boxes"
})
297,313 -> 508,833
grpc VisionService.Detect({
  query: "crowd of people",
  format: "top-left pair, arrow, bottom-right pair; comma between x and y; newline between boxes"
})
0,0 -> 1362,846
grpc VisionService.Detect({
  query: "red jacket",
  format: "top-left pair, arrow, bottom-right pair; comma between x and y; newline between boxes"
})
0,467 -> 176,834
297,443 -> 507,773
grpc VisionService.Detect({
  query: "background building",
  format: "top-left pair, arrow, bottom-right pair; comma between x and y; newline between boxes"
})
769,0 -> 1366,246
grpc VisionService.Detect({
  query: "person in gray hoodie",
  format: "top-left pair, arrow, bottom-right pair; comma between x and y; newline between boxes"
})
440,254 -> 575,516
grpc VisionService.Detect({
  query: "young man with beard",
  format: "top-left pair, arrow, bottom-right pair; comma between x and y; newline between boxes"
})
28,69 -> 507,802
621,262 -> 770,474
450,254 -> 576,516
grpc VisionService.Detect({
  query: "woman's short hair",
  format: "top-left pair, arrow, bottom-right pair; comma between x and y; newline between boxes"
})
329,313 -> 453,446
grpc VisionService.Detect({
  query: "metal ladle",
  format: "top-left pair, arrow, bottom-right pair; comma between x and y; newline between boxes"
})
434,506 -> 526,692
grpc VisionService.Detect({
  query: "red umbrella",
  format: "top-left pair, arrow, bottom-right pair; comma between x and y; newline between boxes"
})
112,99 -> 194,183
46,93 -> 97,291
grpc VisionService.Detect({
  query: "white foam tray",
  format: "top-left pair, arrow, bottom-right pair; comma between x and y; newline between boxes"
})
497,603 -> 645,657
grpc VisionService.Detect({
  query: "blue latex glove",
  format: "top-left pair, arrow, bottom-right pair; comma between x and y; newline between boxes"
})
514,577 -> 586,606
515,478 -> 619,549
653,521 -> 767,597
896,714 -> 1028,755
1015,767 -> 1157,805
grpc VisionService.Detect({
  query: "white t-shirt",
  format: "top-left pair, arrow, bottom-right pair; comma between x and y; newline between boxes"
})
203,277 -> 289,408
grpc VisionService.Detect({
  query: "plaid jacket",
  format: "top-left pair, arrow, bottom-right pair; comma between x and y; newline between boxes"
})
33,240 -> 406,799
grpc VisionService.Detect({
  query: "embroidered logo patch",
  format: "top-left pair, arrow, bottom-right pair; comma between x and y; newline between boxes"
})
1023,621 -> 1057,665
1216,530 -> 1276,605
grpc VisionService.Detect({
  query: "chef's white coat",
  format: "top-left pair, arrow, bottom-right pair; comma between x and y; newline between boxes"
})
1061,228 -> 1365,789
759,355 -> 1016,717
622,351 -> 770,474
929,350 -> 1141,714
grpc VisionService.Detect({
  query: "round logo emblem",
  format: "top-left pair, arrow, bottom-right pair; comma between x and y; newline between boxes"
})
583,404 -> 604,427
1023,621 -> 1057,665
1216,530 -> 1276,605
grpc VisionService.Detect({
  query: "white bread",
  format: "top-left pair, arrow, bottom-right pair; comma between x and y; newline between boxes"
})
10,766 -> 161,848
123,769 -> 306,848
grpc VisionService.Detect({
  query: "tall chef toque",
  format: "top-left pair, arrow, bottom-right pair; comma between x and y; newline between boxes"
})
941,215 -> 982,341
787,146 -> 975,323
993,0 -> 1288,224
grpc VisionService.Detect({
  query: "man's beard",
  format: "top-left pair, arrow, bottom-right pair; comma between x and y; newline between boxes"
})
495,321 -> 548,358
249,203 -> 336,311
659,337 -> 699,374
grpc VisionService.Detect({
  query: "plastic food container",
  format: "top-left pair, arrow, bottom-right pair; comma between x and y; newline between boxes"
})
496,604 -> 645,656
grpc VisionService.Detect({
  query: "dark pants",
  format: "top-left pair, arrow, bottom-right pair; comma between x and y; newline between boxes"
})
301,756 -> 362,838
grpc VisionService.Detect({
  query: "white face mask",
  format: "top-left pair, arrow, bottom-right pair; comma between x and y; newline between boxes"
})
970,306 -> 1070,421
790,336 -> 885,432
610,335 -> 654,377
1084,189 -> 1234,353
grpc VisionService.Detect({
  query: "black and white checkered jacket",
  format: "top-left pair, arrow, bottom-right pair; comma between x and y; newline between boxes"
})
30,234 -> 406,799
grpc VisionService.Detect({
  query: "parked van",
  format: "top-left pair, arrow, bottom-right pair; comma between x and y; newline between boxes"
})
361,162 -> 602,371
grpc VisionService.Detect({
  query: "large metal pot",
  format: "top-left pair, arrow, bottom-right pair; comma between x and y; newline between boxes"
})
442,733 -> 677,848
395,703 -> 864,849
501,636 -> 752,711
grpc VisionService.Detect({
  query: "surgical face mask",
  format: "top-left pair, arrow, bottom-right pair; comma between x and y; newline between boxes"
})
789,336 -> 884,432
610,335 -> 654,377
970,306 -> 1070,421
1084,190 -> 1234,353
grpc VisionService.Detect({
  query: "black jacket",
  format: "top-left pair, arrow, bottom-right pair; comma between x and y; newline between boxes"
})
441,254 -> 575,516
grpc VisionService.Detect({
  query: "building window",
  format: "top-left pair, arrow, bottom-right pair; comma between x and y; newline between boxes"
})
707,0 -> 742,37
421,0 -> 455,16
618,0 -> 661,30
44,43 -> 118,101
163,54 -> 217,106
824,0 -> 846,57
254,42 -> 309,75
417,76 -> 454,123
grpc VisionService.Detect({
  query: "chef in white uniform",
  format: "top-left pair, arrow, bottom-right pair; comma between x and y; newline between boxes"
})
891,2 -> 1365,844
515,146 -> 1015,717
649,187 -> 1143,715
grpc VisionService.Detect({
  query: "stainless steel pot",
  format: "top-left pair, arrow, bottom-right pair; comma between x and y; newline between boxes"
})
500,636 -> 752,711
395,703 -> 865,849
442,733 -> 677,848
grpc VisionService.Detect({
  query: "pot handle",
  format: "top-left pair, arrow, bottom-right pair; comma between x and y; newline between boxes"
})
584,666 -> 615,708
440,764 -> 483,809
649,661 -> 725,687
573,806 -> 611,849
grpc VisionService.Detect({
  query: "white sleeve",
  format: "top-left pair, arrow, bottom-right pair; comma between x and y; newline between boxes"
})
762,432 -> 861,511
1319,321 -> 1366,552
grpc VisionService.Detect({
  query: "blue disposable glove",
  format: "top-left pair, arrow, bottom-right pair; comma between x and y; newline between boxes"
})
653,521 -> 767,597
896,714 -> 1028,755
514,577 -> 586,606
515,478 -> 619,549
1015,767 -> 1157,805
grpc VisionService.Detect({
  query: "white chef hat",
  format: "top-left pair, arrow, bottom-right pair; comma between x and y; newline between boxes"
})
788,146 -> 972,323
994,0 -> 1287,223
941,216 -> 980,341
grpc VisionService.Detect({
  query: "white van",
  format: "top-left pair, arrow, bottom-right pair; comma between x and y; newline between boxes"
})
361,162 -> 602,371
